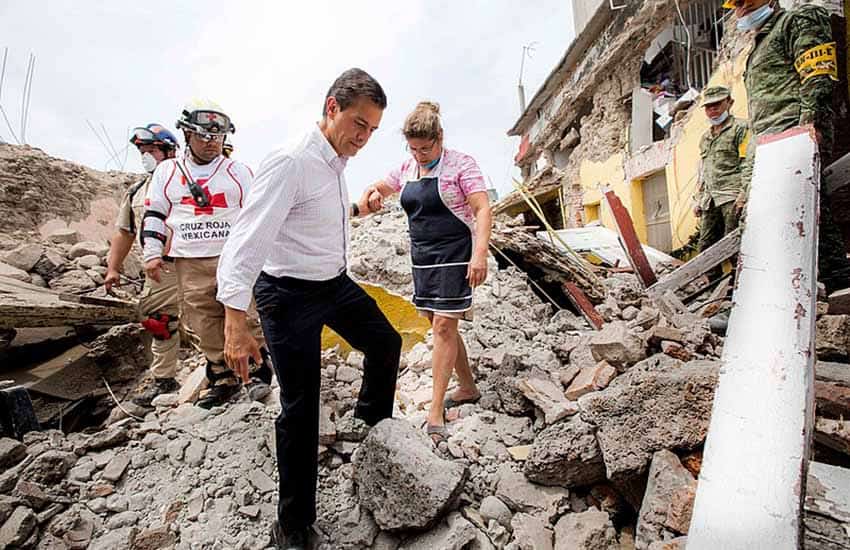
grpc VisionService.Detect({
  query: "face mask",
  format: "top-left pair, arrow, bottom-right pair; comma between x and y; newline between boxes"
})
709,111 -> 730,126
737,4 -> 773,32
141,152 -> 158,173
420,157 -> 440,170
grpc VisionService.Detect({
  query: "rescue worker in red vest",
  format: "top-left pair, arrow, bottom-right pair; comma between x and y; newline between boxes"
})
106,124 -> 183,407
142,100 -> 273,408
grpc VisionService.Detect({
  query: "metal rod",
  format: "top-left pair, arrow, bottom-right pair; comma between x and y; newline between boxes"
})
0,48 -> 8,105
87,119 -> 121,168
0,104 -> 20,144
100,122 -> 122,165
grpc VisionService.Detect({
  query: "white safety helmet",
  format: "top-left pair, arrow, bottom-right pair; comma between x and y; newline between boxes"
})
176,98 -> 235,136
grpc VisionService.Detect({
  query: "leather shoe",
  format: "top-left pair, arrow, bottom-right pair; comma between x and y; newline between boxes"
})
270,521 -> 311,550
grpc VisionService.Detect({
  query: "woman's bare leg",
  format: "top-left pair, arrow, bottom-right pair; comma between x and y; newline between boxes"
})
427,315 -> 459,427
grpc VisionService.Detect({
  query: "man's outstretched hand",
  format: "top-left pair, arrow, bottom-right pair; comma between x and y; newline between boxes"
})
224,307 -> 262,384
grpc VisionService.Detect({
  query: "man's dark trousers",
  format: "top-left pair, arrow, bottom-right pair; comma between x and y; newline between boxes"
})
253,271 -> 401,534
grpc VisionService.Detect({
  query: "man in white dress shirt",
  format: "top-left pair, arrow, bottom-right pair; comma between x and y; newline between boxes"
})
216,68 -> 401,550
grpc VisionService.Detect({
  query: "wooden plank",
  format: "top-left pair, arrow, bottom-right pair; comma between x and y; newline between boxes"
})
804,461 -> 850,549
563,282 -> 603,330
602,188 -> 657,288
0,291 -> 137,329
689,128 -> 819,549
647,228 -> 741,301
490,225 -> 606,303
813,418 -> 850,456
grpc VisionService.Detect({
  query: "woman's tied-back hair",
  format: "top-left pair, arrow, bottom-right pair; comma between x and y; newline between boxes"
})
403,101 -> 442,141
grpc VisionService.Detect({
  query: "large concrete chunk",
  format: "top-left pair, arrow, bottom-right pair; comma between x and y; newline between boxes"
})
511,512 -> 554,550
354,419 -> 468,532
524,416 -> 607,488
578,355 -> 719,480
553,508 -> 618,550
2,244 -> 44,272
22,450 -> 77,484
635,450 -> 696,550
590,321 -> 647,370
399,512 -> 479,550
495,465 -> 570,523
0,506 -> 37,548
0,261 -> 30,282
516,377 -> 578,425
0,438 -> 27,469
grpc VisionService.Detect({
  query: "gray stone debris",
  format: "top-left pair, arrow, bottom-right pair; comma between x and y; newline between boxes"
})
511,512 -> 554,550
635,450 -> 696,550
479,495 -> 513,530
0,506 -> 37,547
0,437 -> 27,469
101,453 -> 130,482
354,418 -> 468,531
579,355 -> 719,480
589,321 -> 647,370
399,511 -> 480,550
524,416 -> 607,488
495,465 -> 570,524
1,243 -> 44,272
515,376 -> 578,425
553,508 -> 618,550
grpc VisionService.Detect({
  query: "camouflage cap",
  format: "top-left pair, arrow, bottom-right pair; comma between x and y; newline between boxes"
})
701,86 -> 731,106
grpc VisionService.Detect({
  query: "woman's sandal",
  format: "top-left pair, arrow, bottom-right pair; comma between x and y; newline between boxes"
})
443,390 -> 481,410
426,423 -> 449,444
426,409 -> 449,445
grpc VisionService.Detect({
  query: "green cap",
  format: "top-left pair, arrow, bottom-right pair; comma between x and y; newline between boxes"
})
701,86 -> 731,106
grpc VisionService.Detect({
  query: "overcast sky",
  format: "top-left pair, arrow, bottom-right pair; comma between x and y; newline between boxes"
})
0,1 -> 574,199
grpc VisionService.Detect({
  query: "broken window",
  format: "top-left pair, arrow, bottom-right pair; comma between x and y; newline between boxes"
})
631,0 -> 724,151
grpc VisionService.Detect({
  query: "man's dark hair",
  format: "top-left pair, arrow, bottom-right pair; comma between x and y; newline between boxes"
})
323,68 -> 387,116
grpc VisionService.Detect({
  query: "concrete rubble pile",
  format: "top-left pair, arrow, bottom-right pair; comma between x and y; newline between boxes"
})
0,151 -> 848,548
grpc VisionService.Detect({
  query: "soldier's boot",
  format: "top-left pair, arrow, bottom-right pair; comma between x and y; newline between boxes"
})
133,377 -> 180,408
245,348 -> 274,402
196,361 -> 242,409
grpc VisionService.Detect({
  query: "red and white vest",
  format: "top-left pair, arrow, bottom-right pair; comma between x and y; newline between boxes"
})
145,155 -> 252,258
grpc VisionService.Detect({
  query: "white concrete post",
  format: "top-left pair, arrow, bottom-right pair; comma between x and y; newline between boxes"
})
687,127 -> 819,550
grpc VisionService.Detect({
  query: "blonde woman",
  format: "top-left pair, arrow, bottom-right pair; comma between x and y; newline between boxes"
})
360,102 -> 492,442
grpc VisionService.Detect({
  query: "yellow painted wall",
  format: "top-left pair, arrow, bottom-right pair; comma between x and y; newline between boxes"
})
576,51 -> 751,251
578,153 -> 649,243
321,282 -> 430,354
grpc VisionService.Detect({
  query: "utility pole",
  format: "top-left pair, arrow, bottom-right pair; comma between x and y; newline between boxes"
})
517,42 -> 537,114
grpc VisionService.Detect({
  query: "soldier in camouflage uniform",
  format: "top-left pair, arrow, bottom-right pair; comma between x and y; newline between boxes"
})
728,0 -> 850,293
694,86 -> 750,252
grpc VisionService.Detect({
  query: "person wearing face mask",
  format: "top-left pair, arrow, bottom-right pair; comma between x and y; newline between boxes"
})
357,101 -> 492,444
726,0 -> 850,293
105,124 -> 184,406
143,100 -> 273,409
693,86 -> 749,253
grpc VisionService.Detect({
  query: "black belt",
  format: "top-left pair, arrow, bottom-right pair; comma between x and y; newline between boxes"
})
162,256 -> 175,263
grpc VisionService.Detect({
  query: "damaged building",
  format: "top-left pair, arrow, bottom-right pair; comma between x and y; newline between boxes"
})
498,0 -> 850,256
0,1 -> 850,547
